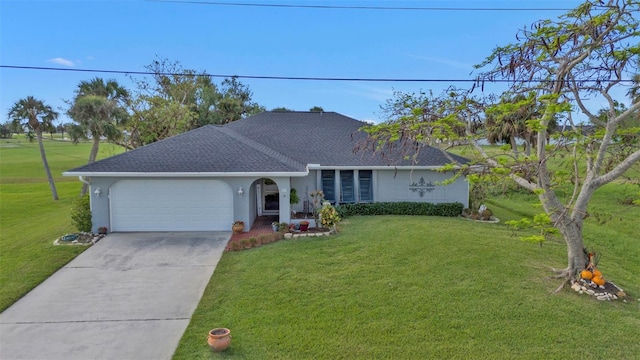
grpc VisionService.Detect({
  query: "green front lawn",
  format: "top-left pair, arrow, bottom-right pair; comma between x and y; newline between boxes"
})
0,137 -> 124,311
174,212 -> 640,359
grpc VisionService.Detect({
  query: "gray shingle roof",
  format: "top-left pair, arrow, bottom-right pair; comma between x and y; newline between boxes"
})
66,111 -> 469,174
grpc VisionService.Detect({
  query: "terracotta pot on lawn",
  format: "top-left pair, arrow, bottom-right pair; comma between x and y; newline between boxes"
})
207,328 -> 231,352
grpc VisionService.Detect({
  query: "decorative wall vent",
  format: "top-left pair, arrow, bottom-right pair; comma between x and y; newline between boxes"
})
409,177 -> 436,197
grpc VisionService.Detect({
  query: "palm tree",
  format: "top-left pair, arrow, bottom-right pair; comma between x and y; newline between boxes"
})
67,77 -> 129,195
8,97 -> 59,200
485,93 -> 553,157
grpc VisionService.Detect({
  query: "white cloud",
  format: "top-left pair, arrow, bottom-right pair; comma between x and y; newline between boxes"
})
86,56 -> 95,61
344,84 -> 394,102
47,57 -> 75,67
406,53 -> 472,70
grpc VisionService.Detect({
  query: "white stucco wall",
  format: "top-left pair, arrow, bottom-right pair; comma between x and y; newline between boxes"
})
87,176 -> 291,234
374,170 -> 468,207
290,170 -> 319,214
85,170 -> 467,233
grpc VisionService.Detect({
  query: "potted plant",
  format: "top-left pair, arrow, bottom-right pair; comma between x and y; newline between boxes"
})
299,220 -> 309,232
290,188 -> 300,217
232,220 -> 244,234
97,226 -> 108,235
271,221 -> 279,232
207,327 -> 231,352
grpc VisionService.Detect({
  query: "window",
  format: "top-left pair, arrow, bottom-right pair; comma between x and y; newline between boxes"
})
321,170 -> 335,202
341,170 -> 355,203
359,170 -> 373,202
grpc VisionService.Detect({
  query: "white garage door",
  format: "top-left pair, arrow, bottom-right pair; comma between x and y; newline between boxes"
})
110,180 -> 233,231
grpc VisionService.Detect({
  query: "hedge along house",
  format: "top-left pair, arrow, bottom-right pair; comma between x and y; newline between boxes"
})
63,111 -> 470,233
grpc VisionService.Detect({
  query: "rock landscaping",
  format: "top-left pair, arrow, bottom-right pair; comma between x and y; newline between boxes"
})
53,232 -> 106,246
284,228 -> 335,239
570,278 -> 627,302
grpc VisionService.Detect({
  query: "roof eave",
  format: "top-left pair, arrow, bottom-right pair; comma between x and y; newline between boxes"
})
62,171 -> 309,178
306,165 -> 462,170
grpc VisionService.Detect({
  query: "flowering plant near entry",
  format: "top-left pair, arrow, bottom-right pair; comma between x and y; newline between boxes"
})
319,203 -> 340,228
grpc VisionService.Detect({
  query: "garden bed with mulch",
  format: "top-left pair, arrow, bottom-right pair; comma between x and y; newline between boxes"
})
225,227 -> 335,252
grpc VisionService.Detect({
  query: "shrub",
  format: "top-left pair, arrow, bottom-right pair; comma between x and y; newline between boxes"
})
258,234 -> 270,244
335,202 -> 463,218
319,203 -> 341,228
480,208 -> 493,221
70,194 -> 92,232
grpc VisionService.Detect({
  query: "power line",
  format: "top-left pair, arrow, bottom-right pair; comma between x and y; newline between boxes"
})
147,0 -> 580,12
1,65 -> 634,83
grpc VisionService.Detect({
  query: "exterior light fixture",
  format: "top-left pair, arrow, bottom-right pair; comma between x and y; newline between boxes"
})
94,187 -> 102,197
238,187 -> 244,198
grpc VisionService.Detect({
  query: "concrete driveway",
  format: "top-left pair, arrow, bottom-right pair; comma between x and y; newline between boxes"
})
0,232 -> 230,360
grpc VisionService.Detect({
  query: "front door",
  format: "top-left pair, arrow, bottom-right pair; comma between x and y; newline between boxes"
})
262,178 -> 279,215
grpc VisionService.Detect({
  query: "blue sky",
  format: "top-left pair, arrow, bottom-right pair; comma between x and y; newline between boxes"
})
1,0 -> 588,125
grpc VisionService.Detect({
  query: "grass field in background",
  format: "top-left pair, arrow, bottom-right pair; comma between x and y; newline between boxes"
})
0,137 -> 124,311
0,136 -> 123,183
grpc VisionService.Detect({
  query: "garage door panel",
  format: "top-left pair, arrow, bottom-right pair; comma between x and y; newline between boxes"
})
110,180 -> 233,232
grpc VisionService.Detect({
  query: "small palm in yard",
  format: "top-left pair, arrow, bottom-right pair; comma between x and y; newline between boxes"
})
7,96 -> 59,200
174,215 -> 639,360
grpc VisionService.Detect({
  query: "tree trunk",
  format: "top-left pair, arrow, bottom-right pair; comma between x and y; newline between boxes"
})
510,136 -> 519,158
524,140 -> 532,157
80,135 -> 101,196
557,216 -> 587,278
539,188 -> 587,279
36,129 -> 59,200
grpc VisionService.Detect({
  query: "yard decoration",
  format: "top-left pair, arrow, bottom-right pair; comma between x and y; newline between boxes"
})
579,249 -> 608,289
299,220 -> 309,232
232,221 -> 244,234
207,328 -> 231,352
580,269 -> 593,280
591,276 -> 605,286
